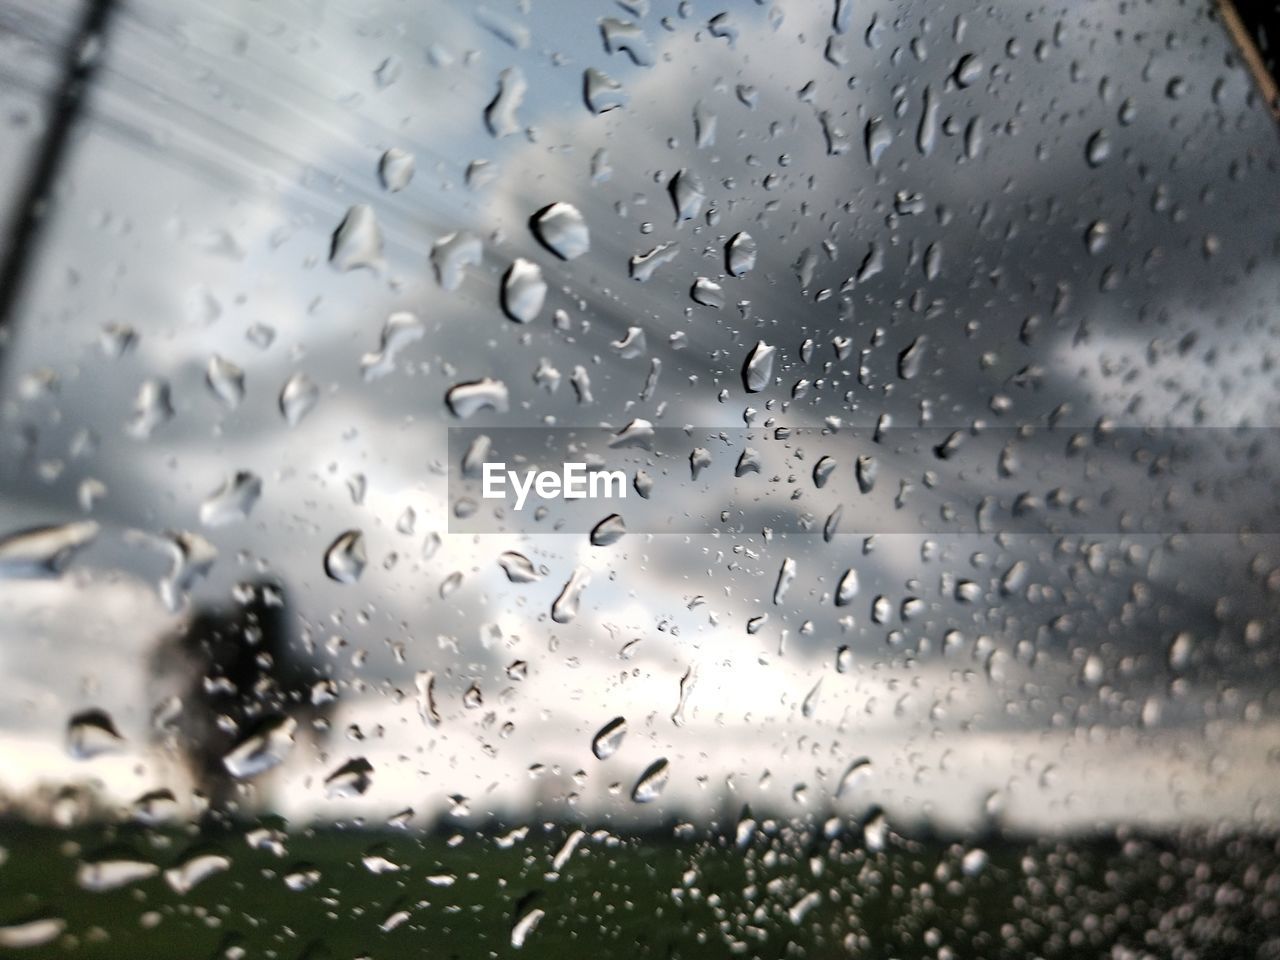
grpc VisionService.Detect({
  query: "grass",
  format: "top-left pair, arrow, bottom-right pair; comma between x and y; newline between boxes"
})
0,817 -> 1277,958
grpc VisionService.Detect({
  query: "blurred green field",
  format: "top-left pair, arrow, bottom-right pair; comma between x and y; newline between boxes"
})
1,818 -> 1278,959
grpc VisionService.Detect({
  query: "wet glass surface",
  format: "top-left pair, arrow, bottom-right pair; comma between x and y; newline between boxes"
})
1,0 -> 1280,956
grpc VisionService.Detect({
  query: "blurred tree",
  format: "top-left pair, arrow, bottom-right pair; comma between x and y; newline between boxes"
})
149,581 -> 331,825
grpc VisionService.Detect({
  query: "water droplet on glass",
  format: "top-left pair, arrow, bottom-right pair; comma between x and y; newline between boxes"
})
206,355 -> 245,408
485,66 -> 527,137
551,565 -> 591,623
583,67 -> 626,114
531,202 -> 589,260
743,340 -> 775,392
446,378 -> 510,418
222,716 -> 297,779
431,233 -> 482,291
199,471 -> 262,527
502,258 -> 547,323
668,168 -> 705,222
324,757 -> 374,798
631,757 -> 670,802
773,557 -> 796,604
499,551 -> 541,583
324,530 -> 367,584
589,514 -> 626,546
378,147 -> 414,192
1085,129 -> 1111,167
127,379 -> 173,438
600,17 -> 654,66
164,852 -> 231,895
330,204 -> 383,272
726,231 -> 757,276
0,521 -> 98,579
361,311 -> 425,381
66,708 -> 124,759
591,716 -> 627,759
279,372 -> 319,426
691,277 -> 724,308
629,241 -> 680,282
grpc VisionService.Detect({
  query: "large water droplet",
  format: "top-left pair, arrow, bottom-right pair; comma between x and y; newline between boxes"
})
127,379 -> 173,438
591,716 -> 627,759
324,757 -> 374,798
431,233 -> 482,291
583,67 -> 626,114
669,168 -> 705,222
551,566 -> 590,623
499,551 -> 541,583
446,378 -> 510,418
773,557 -> 796,604
742,340 -> 775,392
0,521 -> 99,578
726,231 -> 757,276
324,530 -> 367,584
378,147 -> 414,192
164,852 -> 231,895
485,66 -> 527,137
199,471 -> 261,526
589,514 -> 626,546
631,757 -> 670,802
532,202 -> 590,260
279,372 -> 319,426
222,716 -> 297,779
330,205 -> 383,272
501,258 -> 547,323
66,708 -> 124,759
206,355 -> 245,408
362,312 -> 425,381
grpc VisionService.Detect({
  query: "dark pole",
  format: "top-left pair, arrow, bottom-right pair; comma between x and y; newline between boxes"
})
0,0 -> 117,335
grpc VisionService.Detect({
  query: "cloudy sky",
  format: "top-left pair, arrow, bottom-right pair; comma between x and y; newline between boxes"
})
0,0 -> 1279,835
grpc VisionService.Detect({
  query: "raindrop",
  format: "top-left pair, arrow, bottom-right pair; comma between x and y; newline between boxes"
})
446,378 -> 510,418
0,521 -> 99,578
200,471 -> 262,526
726,231 -> 757,276
835,568 -> 858,606
590,514 -> 626,546
485,66 -> 527,137
629,241 -> 680,281
325,757 -> 374,798
164,852 -> 231,895
551,566 -> 590,623
501,258 -> 547,323
222,716 -> 297,779
127,379 -> 173,438
1085,129 -> 1111,166
206,355 -> 245,408
631,757 -> 670,802
691,277 -> 724,308
669,169 -> 705,222
499,551 -> 541,583
330,204 -> 383,272
773,557 -> 796,604
324,530 -> 367,584
77,858 -> 158,892
591,716 -> 627,759
600,17 -> 653,65
898,335 -> 927,379
742,340 -> 775,392
583,67 -> 626,113
431,233 -> 482,291
378,147 -> 414,191
532,202 -> 589,260
279,373 -> 319,426
66,709 -> 124,759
